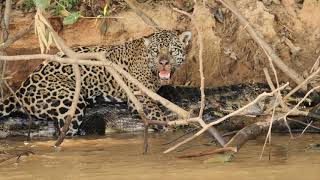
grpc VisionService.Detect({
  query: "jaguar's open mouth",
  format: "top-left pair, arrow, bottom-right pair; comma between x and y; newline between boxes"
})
158,70 -> 172,85
159,70 -> 171,80
157,55 -> 172,85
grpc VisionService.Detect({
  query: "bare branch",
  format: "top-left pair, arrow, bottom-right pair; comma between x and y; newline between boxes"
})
263,68 -> 289,111
299,121 -> 313,137
0,0 -> 12,100
284,62 -> 320,100
163,83 -> 288,153
2,0 -> 11,41
54,63 -> 81,146
215,0 -> 305,87
3,80 -> 33,141
123,0 -> 160,30
173,4 -> 226,147
0,22 -> 34,50
225,121 -> 270,148
284,86 -> 320,122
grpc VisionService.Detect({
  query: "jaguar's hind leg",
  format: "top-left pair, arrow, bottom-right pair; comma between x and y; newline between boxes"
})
55,97 -> 87,136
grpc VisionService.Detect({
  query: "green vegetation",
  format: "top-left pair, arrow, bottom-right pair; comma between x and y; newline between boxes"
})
184,0 -> 194,9
26,0 -> 109,28
22,0 -> 36,11
50,0 -> 79,16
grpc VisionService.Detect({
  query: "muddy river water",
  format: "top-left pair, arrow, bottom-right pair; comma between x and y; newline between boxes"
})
0,132 -> 319,180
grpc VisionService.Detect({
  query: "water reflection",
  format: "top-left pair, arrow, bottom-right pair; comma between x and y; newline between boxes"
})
0,133 -> 319,180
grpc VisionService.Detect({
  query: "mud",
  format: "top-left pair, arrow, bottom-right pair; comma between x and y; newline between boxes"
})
0,133 -> 320,180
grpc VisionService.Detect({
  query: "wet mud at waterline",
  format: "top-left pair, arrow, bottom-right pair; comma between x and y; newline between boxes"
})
0,133 -> 320,180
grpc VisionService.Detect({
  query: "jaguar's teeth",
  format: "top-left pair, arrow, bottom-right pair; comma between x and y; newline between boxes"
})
159,71 -> 170,79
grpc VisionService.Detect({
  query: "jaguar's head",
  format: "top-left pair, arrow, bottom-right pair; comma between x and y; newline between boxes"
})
144,30 -> 192,85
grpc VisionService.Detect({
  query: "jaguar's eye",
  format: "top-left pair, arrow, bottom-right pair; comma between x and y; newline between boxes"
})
152,51 -> 157,57
152,48 -> 158,53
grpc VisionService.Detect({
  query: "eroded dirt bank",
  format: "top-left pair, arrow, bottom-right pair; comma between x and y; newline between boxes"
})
3,0 -> 320,94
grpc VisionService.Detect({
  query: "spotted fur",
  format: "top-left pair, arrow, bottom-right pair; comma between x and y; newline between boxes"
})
0,30 -> 192,135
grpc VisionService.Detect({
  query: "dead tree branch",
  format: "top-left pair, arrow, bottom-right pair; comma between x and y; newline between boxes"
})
223,84 -> 320,155
214,0 -> 305,87
225,121 -> 270,149
0,22 -> 34,50
263,68 -> 288,111
284,59 -> 320,100
123,0 -> 160,30
0,0 -> 12,99
164,83 -> 288,153
284,86 -> 320,122
173,3 -> 225,147
1,0 -> 11,41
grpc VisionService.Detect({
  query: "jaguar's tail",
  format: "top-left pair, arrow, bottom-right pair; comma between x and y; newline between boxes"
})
0,96 -> 18,119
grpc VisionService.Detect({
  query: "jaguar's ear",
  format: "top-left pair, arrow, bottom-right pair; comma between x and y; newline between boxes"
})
179,31 -> 192,47
143,37 -> 151,47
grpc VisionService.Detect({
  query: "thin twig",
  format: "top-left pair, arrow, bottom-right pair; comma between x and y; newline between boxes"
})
35,10 -> 83,146
215,0 -> 305,87
287,118 -> 320,131
173,4 -> 225,147
299,121 -> 313,137
164,83 -> 289,153
284,86 -> 320,122
0,22 -> 34,50
284,65 -> 320,101
263,68 -> 288,111
123,0 -> 160,30
0,0 -> 12,100
3,80 -> 33,141
310,54 -> 320,74
259,116 -> 274,160
2,0 -> 11,41
261,65 -> 290,159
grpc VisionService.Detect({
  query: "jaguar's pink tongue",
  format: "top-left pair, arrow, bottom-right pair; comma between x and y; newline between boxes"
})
159,71 -> 170,79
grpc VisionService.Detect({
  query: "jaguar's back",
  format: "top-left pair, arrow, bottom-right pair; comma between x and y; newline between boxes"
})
0,30 -> 192,135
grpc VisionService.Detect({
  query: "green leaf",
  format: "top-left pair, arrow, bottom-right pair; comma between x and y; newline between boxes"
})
63,12 -> 81,25
103,3 -> 109,16
99,21 -> 108,35
203,153 -> 235,163
33,0 -> 49,10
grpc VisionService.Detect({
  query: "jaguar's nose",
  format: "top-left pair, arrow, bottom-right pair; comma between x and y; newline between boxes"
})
159,59 -> 169,66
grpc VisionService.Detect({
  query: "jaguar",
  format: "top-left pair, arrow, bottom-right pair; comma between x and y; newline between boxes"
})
0,30 -> 192,135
